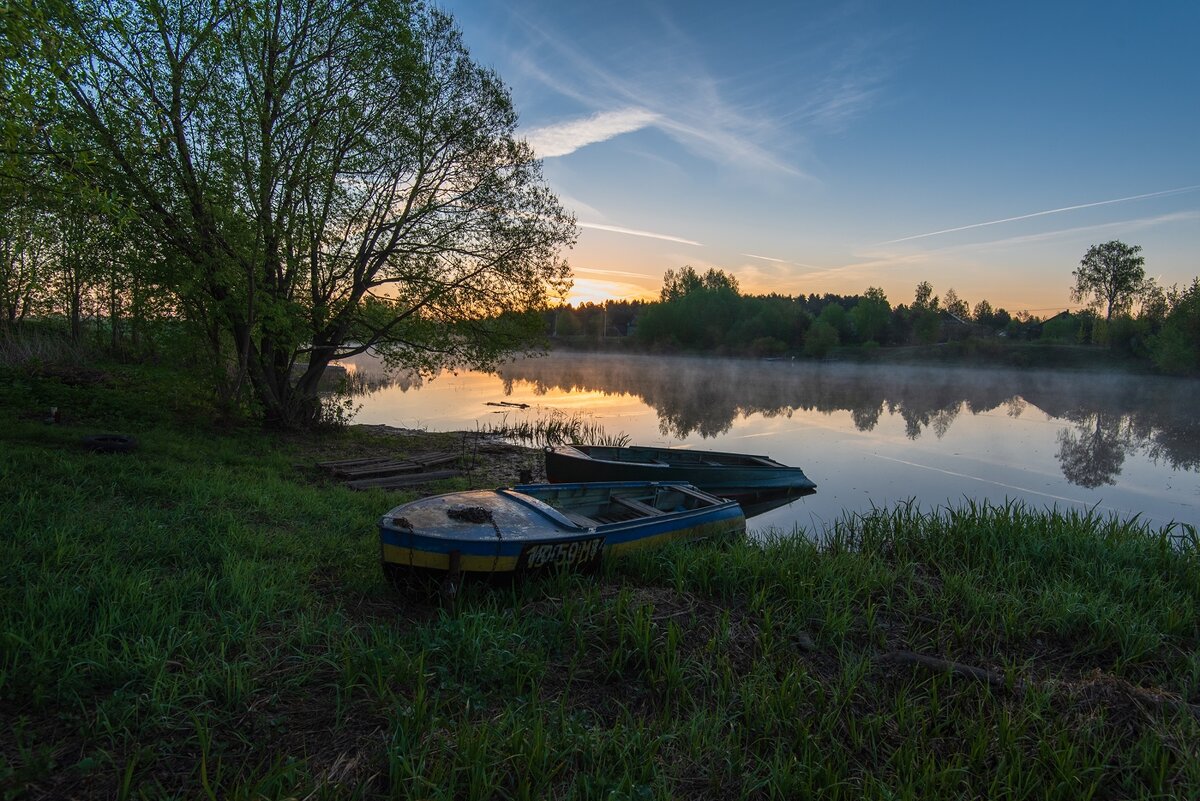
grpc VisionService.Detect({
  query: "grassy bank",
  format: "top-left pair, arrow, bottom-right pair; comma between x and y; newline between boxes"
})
2,363 -> 1199,799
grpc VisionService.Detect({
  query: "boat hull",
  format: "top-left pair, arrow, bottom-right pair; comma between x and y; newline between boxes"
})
379,481 -> 745,577
544,444 -> 816,500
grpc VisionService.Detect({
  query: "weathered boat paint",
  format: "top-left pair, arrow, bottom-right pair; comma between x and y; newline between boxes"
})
544,444 -> 817,499
378,481 -> 745,577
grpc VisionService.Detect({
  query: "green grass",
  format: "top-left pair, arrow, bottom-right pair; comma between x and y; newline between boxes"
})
2,363 -> 1199,799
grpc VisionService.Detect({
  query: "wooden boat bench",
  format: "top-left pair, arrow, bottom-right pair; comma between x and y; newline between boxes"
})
562,510 -> 600,528
613,496 -> 666,516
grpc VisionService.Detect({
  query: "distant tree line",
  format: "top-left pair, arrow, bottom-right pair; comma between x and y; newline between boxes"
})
548,266 -> 1020,356
547,244 -> 1200,376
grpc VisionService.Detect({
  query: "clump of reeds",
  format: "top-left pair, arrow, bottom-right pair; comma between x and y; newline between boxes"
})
0,329 -> 91,369
477,409 -> 631,447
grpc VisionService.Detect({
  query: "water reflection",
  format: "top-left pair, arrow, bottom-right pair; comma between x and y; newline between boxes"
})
343,353 -> 1199,491
1055,413 -> 1134,488
741,488 -> 818,519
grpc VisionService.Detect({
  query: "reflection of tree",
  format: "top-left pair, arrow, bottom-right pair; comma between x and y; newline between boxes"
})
850,402 -> 882,431
1055,414 -> 1134,488
1005,397 -> 1027,418
931,407 -> 959,439
493,356 -> 1196,459
897,402 -> 962,440
354,352 -> 1199,478
655,397 -> 736,439
1146,419 -> 1200,471
338,366 -> 424,396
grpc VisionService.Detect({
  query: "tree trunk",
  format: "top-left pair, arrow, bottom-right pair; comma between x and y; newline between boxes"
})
109,278 -> 120,352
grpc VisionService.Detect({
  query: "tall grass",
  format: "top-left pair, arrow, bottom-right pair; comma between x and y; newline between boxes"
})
2,363 -> 1198,799
0,329 -> 92,370
477,409 -> 631,448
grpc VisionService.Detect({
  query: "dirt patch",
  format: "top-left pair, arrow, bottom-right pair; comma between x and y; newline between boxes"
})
289,426 -> 544,491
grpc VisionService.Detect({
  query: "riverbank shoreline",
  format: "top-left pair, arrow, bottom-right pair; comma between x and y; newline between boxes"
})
2,363 -> 1198,798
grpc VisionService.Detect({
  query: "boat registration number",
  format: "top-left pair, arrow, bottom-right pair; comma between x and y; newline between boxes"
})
518,537 -> 604,570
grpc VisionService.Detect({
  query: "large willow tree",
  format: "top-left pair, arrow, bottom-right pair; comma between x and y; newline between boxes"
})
16,0 -> 574,426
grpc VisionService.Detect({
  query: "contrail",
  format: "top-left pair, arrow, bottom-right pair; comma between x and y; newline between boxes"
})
879,185 -> 1200,244
579,222 -> 703,247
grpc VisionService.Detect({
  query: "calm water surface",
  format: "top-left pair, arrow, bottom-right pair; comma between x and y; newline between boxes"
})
338,352 -> 1200,534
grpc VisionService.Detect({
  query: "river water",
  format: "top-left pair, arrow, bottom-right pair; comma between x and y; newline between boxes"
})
337,352 -> 1200,535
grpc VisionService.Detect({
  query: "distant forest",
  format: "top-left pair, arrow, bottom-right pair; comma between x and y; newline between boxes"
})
544,265 -> 1200,375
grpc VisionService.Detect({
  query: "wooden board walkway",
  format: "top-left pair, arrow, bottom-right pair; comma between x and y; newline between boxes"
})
345,469 -> 462,491
316,452 -> 462,490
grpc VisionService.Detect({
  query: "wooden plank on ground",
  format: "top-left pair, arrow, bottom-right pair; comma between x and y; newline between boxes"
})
346,470 -> 462,490
411,452 -> 459,468
333,452 -> 460,478
316,456 -> 393,469
334,460 -> 421,478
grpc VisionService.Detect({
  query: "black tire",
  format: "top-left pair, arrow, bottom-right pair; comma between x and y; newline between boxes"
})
82,433 -> 139,454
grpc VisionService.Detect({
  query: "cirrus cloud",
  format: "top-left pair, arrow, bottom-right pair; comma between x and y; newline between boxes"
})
524,108 -> 660,158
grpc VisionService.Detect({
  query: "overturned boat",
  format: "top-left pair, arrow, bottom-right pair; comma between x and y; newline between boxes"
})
544,444 -> 816,501
379,481 -> 745,579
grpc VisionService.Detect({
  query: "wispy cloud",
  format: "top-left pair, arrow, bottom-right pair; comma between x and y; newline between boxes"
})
812,210 -> 1200,283
879,185 -> 1200,244
504,6 -> 890,180
740,253 -> 831,271
566,276 -> 658,304
573,266 -> 664,280
579,222 -> 703,246
525,108 -> 660,158
936,210 -> 1200,251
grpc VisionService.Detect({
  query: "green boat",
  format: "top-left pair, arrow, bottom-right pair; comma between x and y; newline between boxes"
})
379,481 -> 745,580
544,444 -> 816,501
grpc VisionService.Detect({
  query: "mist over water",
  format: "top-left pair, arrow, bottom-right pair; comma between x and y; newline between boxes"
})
338,352 -> 1200,534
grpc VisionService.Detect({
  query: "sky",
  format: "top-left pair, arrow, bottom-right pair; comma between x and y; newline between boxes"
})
447,1 -> 1200,314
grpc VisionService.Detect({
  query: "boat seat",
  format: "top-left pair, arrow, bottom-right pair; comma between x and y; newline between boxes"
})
563,510 -> 599,528
613,496 -> 665,516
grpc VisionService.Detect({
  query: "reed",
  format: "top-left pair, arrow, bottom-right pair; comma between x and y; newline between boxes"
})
0,329 -> 92,369
477,409 -> 631,447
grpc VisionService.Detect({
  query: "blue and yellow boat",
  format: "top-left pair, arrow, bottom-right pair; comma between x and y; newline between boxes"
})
379,481 -> 745,579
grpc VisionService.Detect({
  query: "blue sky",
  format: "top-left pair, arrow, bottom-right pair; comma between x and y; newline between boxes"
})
448,1 -> 1200,313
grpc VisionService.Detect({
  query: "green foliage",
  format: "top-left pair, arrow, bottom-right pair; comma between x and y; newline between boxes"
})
1151,278 -> 1200,375
660,265 -> 739,302
1040,312 -> 1081,343
816,302 -> 850,340
9,0 -> 575,427
913,309 -> 941,345
636,267 -> 746,351
913,281 -> 938,313
804,319 -> 839,358
1072,241 -> 1147,323
851,287 -> 891,344
943,287 -> 969,320
908,282 -> 942,344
